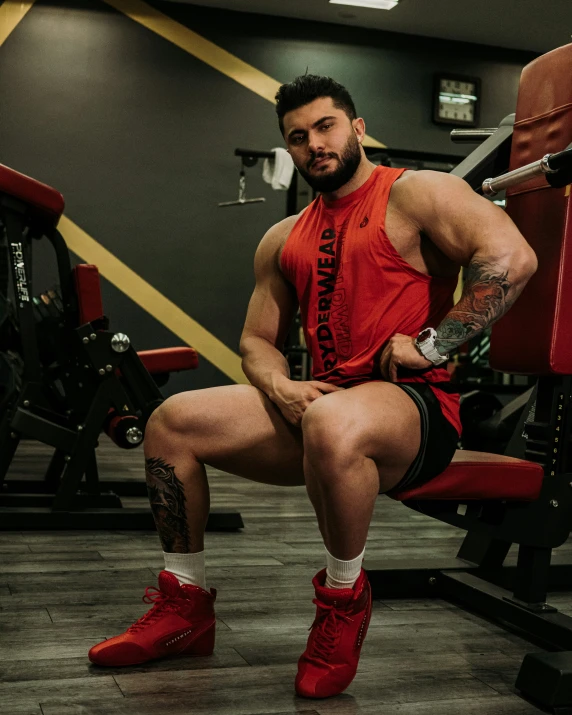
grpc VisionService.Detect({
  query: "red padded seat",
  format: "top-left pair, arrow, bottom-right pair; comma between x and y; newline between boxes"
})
138,347 -> 199,374
391,450 -> 544,502
0,163 -> 65,227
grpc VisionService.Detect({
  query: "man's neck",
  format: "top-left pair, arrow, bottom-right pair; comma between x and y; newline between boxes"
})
321,158 -> 377,203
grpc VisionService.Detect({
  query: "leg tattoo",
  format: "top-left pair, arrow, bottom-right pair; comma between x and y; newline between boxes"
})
145,457 -> 191,552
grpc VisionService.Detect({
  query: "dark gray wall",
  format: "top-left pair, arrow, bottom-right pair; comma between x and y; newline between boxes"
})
0,0 -> 537,396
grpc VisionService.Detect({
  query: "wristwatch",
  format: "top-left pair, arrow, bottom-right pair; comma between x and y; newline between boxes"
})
415,328 -> 449,366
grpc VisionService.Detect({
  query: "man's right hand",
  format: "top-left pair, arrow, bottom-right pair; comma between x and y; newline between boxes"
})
270,377 -> 344,426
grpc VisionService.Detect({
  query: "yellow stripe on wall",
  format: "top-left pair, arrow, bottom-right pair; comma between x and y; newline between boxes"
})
58,215 -> 249,385
0,0 -> 35,46
102,0 -> 385,149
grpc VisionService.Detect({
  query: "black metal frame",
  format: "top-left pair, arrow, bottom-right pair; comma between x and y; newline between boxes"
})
450,112 -> 515,192
0,185 -> 242,531
364,145 -> 466,176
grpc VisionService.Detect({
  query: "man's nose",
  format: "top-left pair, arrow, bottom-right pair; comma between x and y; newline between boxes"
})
307,131 -> 326,157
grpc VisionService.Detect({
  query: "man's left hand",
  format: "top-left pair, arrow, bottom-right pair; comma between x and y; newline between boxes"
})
380,333 -> 432,382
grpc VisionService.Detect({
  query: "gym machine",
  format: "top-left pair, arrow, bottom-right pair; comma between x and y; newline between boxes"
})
0,163 -> 243,531
365,43 -> 572,713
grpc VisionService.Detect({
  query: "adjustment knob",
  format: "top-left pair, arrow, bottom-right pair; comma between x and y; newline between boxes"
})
111,333 -> 131,353
125,426 -> 143,445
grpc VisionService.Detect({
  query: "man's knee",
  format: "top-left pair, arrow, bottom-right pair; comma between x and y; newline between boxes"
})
145,384 -> 268,440
302,397 -> 361,468
146,393 -> 191,436
145,388 -> 227,443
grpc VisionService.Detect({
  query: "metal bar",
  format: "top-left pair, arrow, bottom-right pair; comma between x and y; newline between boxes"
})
84,449 -> 100,496
451,128 -> 498,143
11,408 -> 77,452
286,170 -> 298,217
456,531 -> 511,568
367,562 -> 572,600
0,492 -> 122,508
0,420 -> 19,488
52,379 -> 116,511
0,507 -> 244,531
483,147 -> 572,196
44,449 -> 66,492
234,148 -> 275,159
365,559 -> 472,599
451,113 -> 514,192
440,571 -> 572,650
514,545 -> 552,604
45,228 -> 78,328
364,146 -> 465,165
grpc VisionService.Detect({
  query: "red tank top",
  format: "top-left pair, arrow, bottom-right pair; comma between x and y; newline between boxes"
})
280,165 -> 461,435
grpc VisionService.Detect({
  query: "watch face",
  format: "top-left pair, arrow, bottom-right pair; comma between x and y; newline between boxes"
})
417,328 -> 433,343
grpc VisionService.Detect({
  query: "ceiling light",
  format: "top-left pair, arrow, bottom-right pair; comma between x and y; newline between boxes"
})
329,0 -> 399,9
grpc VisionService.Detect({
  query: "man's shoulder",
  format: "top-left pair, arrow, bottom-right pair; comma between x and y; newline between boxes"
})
391,169 -> 471,220
393,169 -> 468,196
261,208 -> 309,253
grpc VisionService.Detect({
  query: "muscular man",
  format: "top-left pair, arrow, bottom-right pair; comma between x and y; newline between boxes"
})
89,75 -> 536,698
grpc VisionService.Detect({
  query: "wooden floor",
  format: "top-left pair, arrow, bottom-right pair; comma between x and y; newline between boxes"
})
1,437 -> 565,715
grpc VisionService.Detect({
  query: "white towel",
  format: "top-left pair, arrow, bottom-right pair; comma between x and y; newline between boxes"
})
262,147 -> 295,190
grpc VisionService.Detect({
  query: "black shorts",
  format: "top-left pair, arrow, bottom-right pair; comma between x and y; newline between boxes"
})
385,382 -> 459,495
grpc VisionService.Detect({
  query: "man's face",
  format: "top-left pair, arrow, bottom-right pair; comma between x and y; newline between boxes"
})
283,97 -> 363,193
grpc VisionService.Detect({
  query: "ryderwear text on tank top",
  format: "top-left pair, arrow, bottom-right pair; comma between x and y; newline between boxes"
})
280,165 -> 462,435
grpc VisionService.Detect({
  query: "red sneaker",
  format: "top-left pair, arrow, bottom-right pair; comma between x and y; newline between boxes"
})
295,567 -> 372,698
88,570 -> 217,667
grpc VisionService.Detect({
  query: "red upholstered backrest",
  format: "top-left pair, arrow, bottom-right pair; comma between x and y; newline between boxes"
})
73,264 -> 104,326
489,44 -> 572,375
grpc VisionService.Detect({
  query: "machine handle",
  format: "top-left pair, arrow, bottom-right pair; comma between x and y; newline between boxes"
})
450,128 -> 498,144
482,147 -> 572,196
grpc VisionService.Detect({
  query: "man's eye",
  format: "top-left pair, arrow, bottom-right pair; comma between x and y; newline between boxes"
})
292,136 -> 304,144
322,124 -> 332,130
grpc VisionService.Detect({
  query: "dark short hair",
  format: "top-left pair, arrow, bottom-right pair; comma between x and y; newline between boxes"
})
275,74 -> 357,136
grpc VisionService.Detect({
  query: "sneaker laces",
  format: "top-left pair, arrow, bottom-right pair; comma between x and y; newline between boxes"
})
127,586 -> 182,633
307,597 -> 354,662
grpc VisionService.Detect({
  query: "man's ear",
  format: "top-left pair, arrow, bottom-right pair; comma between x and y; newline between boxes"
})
353,117 -> 366,144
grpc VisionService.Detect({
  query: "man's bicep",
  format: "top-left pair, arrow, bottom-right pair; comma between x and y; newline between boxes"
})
241,275 -> 298,349
406,171 -> 532,265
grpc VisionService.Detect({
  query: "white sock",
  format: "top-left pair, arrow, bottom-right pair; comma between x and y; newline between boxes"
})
163,550 -> 207,591
325,545 -> 365,590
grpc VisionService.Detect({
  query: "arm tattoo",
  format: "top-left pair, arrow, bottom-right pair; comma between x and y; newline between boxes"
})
145,457 -> 191,552
435,259 -> 517,355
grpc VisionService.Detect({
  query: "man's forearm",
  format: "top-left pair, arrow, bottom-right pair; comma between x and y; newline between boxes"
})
240,336 -> 291,401
434,252 -> 536,356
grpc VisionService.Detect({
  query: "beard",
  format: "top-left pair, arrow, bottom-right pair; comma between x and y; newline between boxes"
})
296,133 -> 362,193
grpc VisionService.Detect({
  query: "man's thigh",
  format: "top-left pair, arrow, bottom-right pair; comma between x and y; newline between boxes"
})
301,381 -> 422,492
155,384 -> 306,487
